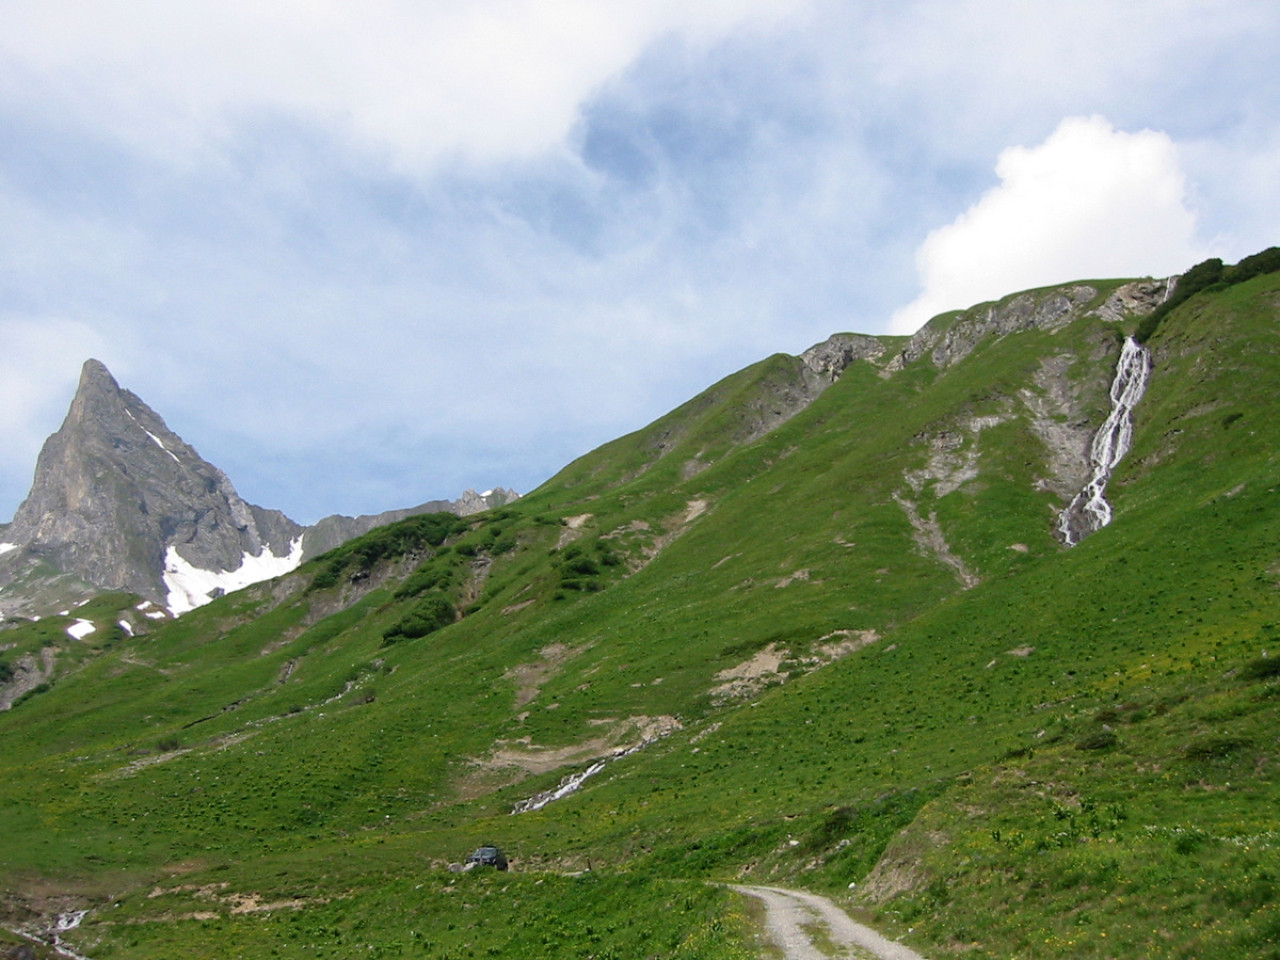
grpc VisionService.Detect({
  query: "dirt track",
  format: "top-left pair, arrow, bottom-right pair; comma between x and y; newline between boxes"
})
731,885 -> 927,960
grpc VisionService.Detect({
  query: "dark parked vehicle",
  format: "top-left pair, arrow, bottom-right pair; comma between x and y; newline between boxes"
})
465,845 -> 508,870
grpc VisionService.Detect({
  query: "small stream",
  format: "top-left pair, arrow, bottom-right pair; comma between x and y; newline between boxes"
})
511,739 -> 655,815
1058,336 -> 1152,546
511,759 -> 609,814
2,911 -> 95,960
51,911 -> 94,960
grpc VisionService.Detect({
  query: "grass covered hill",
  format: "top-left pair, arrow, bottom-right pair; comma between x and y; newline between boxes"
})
2,254 -> 1279,959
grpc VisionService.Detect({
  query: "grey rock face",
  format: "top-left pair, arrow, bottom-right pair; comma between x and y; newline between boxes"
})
1089,277 -> 1175,324
800,334 -> 886,382
0,646 -> 58,711
890,286 -> 1099,372
1,360 -> 303,608
887,277 -> 1176,375
450,487 -> 520,517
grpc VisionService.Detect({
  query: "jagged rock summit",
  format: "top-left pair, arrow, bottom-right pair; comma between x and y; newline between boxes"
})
0,360 -> 303,616
0,360 -> 518,618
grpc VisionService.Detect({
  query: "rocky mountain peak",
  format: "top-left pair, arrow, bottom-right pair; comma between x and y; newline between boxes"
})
1,360 -> 303,615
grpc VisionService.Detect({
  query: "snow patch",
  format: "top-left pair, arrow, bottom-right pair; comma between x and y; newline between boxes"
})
118,620 -> 134,636
0,542 -> 18,556
143,427 -> 182,464
66,619 -> 96,640
163,537 -> 304,616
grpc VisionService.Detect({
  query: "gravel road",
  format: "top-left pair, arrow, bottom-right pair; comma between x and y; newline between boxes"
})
731,885 -> 928,960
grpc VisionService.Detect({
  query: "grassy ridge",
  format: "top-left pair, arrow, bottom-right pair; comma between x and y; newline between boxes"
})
2,268 -> 1279,958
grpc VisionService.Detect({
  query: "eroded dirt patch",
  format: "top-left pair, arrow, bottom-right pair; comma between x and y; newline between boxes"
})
504,642 -> 583,709
893,493 -> 980,590
557,514 -> 594,548
711,643 -> 789,702
712,631 -> 882,704
457,715 -> 681,800
775,569 -> 810,588
602,501 -> 713,575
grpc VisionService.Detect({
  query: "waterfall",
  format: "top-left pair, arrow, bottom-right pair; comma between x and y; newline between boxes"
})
1058,337 -> 1152,546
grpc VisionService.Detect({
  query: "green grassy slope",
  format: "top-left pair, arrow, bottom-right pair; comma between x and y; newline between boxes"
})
2,262 -> 1278,959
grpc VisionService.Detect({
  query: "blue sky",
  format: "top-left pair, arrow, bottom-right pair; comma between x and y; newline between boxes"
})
2,1 -> 1278,524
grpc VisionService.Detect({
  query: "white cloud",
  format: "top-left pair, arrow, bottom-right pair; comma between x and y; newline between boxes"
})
0,0 -> 805,172
889,116 -> 1208,334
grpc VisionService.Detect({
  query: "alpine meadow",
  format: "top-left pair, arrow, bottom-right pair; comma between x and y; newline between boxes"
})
3,251 -> 1280,960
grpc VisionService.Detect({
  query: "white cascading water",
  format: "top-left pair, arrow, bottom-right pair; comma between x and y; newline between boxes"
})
50,911 -> 95,960
1058,336 -> 1152,546
511,759 -> 609,814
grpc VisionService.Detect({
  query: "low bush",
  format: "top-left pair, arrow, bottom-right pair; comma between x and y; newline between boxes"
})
1242,655 -> 1280,681
1225,245 -> 1280,284
383,595 -> 456,643
309,512 -> 466,592
1137,247 -> 1280,343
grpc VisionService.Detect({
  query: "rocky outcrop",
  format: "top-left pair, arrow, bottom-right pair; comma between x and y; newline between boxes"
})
800,334 -> 886,381
1089,277 -> 1175,324
886,277 -> 1175,375
0,646 -> 57,711
889,285 -> 1100,372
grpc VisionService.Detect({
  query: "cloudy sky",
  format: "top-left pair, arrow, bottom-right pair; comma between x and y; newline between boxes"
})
2,1 -> 1277,524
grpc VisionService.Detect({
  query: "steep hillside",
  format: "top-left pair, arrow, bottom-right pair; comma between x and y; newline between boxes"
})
2,257 -> 1278,960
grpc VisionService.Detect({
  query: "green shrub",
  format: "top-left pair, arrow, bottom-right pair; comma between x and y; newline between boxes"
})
565,556 -> 600,577
1224,246 -> 1280,284
383,595 -> 456,643
310,567 -> 340,590
395,565 -> 455,599
1242,655 -> 1280,680
1075,728 -> 1119,751
1184,736 -> 1251,761
309,512 -> 466,592
12,682 -> 50,707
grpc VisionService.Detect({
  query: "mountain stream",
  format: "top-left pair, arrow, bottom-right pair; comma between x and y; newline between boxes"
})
1057,336 -> 1152,546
